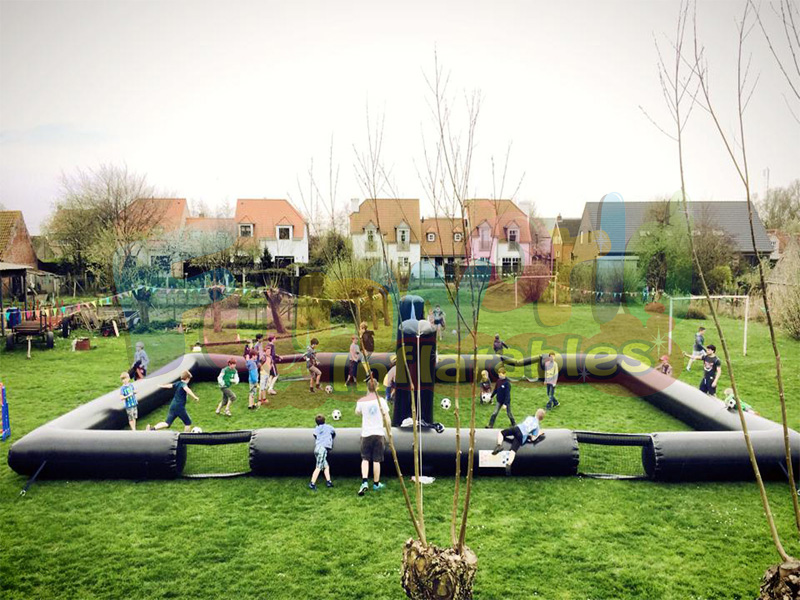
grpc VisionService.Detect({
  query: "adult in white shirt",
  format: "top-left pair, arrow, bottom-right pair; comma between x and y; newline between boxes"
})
355,378 -> 391,496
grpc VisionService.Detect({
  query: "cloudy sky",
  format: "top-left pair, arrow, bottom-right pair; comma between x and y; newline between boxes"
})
1,0 -> 798,234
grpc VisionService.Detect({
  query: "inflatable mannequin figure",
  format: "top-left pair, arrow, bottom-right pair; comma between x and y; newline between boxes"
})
392,295 -> 444,432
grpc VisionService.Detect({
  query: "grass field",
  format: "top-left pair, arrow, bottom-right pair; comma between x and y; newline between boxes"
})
2,299 -> 800,599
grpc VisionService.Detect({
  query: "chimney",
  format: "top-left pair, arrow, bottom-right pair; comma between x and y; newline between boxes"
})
557,213 -> 562,222
350,198 -> 360,214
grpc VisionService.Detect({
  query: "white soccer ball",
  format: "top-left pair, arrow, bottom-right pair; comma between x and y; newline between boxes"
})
191,427 -> 203,433
480,392 -> 492,404
726,398 -> 737,410
451,329 -> 457,335
332,409 -> 342,421
325,385 -> 333,394
440,397 -> 452,410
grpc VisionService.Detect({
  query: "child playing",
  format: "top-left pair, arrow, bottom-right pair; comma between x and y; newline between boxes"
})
658,355 -> 673,377
148,370 -> 200,432
119,372 -> 138,431
493,334 -> 508,354
309,414 -> 336,490
360,322 -> 375,355
304,338 -> 322,393
246,351 -> 260,410
216,358 -> 239,416
383,355 -> 397,402
487,368 -> 516,428
492,409 -> 546,475
266,335 -> 279,394
259,350 -> 274,404
480,370 -> 492,404
346,335 -> 361,387
686,326 -> 707,371
543,352 -> 560,409
723,387 -> 759,415
132,341 -> 149,379
432,304 -> 446,341
699,344 -> 722,397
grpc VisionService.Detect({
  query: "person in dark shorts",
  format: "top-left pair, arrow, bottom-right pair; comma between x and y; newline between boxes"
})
699,344 -> 722,397
493,334 -> 508,354
355,378 -> 390,496
492,409 -> 546,475
487,368 -> 516,428
148,370 -> 200,432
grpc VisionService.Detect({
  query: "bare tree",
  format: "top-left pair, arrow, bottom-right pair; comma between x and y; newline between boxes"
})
291,135 -> 343,236
692,7 -> 800,587
752,0 -> 800,123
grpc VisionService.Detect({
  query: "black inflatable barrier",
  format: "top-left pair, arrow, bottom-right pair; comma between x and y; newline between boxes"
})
8,349 -> 798,482
644,430 -> 800,481
250,427 -> 579,477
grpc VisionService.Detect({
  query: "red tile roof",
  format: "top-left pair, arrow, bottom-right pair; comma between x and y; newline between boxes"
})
234,199 -> 306,240
420,217 -> 466,257
349,199 -> 421,243
466,199 -> 531,242
127,198 -> 188,232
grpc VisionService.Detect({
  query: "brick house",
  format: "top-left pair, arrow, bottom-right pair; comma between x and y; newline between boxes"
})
0,210 -> 38,267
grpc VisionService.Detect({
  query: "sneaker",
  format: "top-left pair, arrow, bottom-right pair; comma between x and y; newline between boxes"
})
215,408 -> 221,415
358,482 -> 369,496
224,410 -> 232,417
492,443 -> 504,455
310,388 -> 316,393
308,482 -> 317,491
373,482 -> 385,491
316,383 -> 322,389
268,390 -> 277,395
325,480 -> 334,488
552,400 -> 560,407
545,401 -> 552,410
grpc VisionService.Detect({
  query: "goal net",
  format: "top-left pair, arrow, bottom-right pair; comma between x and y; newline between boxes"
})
667,295 -> 750,356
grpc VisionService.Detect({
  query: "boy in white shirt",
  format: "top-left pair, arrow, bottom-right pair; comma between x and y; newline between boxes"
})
355,378 -> 390,496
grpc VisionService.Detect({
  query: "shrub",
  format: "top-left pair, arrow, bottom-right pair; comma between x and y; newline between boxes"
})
645,302 -> 665,314
685,306 -> 707,320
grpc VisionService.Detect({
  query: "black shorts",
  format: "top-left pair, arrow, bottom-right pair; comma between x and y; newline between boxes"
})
700,378 -> 717,396
360,435 -> 385,462
501,426 -> 524,453
348,360 -> 358,378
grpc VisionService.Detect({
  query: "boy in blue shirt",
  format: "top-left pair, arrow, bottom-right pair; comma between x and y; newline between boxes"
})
119,371 -> 138,431
246,351 -> 260,410
492,409 -> 546,475
148,370 -> 200,432
309,414 -> 336,490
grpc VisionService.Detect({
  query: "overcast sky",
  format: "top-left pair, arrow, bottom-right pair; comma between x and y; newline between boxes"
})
1,0 -> 798,234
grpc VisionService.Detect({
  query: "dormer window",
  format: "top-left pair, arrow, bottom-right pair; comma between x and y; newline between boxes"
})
397,227 -> 410,251
427,232 -> 436,242
278,226 -> 291,240
508,229 -> 518,243
453,232 -> 463,242
239,224 -> 253,238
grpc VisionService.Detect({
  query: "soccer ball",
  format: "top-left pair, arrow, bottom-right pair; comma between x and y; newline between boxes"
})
332,409 -> 342,421
480,392 -> 492,404
726,398 -> 737,410
325,385 -> 333,394
451,329 -> 457,335
440,398 -> 452,410
191,427 -> 203,434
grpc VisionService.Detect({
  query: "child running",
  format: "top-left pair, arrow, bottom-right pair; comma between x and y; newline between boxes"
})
493,334 -> 509,354
309,414 -> 336,490
148,370 -> 200,432
480,370 -> 492,404
119,372 -> 138,431
304,338 -> 322,393
543,352 -> 560,409
487,367 -> 516,428
216,358 -> 239,416
346,335 -> 361,387
492,409 -> 546,475
246,351 -> 260,410
686,326 -> 706,371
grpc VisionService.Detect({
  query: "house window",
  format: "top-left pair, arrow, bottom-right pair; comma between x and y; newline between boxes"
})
501,257 -> 521,276
366,230 -> 377,251
150,255 -> 170,271
398,228 -> 410,251
278,226 -> 291,240
275,256 -> 293,268
427,232 -> 436,242
453,232 -> 463,242
400,257 -> 410,268
508,229 -> 518,243
239,224 -> 253,238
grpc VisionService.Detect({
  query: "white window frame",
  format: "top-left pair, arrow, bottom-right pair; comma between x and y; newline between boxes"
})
453,232 -> 463,242
239,224 -> 253,238
427,232 -> 436,242
277,226 -> 292,241
508,228 -> 519,243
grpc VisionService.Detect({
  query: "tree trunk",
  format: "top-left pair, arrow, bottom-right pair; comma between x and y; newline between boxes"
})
760,560 -> 800,599
381,288 -> 390,326
266,288 -> 287,334
366,286 -> 379,330
208,285 -> 225,333
401,539 -> 477,600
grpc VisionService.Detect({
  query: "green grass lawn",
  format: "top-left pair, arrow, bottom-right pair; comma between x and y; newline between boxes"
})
2,300 -> 800,599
